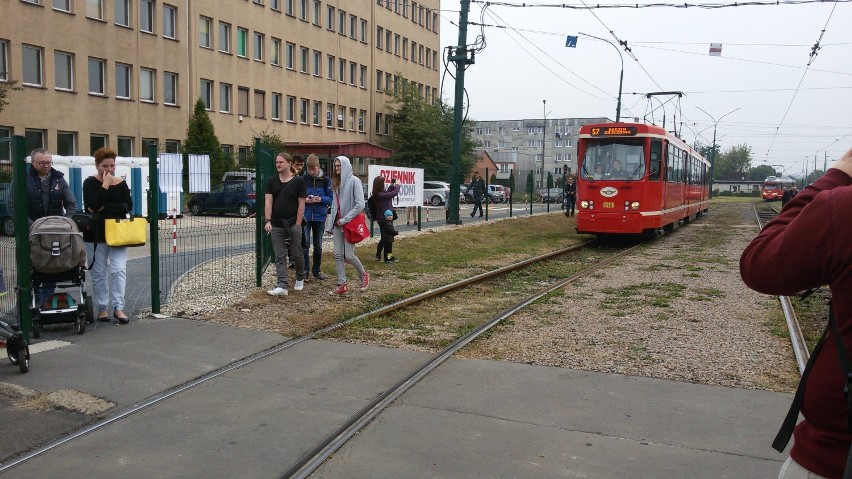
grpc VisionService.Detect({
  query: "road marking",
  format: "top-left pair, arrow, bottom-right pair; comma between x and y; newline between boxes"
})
29,340 -> 72,355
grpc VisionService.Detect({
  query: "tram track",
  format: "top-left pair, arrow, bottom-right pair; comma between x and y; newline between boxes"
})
1,237 -> 626,474
752,201 -> 809,374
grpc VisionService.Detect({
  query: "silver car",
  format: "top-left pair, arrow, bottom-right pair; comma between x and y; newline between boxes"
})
423,181 -> 450,206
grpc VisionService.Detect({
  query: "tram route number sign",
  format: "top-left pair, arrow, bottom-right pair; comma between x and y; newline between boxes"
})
602,201 -> 615,208
590,126 -> 637,137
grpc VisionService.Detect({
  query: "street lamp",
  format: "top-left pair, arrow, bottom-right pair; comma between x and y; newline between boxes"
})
697,106 -> 740,195
579,32 -> 623,122
541,99 -> 548,193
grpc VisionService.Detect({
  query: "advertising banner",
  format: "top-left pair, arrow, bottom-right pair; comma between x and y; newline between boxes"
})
367,165 -> 423,208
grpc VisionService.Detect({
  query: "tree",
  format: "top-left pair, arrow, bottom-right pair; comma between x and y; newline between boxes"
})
184,99 -> 225,187
747,164 -> 776,181
713,144 -> 752,180
381,79 -> 477,180
0,80 -> 23,114
247,129 -> 287,169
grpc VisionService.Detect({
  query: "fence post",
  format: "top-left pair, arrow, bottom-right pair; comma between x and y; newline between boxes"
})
484,167 -> 489,220
508,172 -> 515,218
148,144 -> 161,314
11,136 -> 32,340
255,138 -> 263,287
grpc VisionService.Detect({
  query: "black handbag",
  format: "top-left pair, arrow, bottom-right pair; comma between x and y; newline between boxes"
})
72,211 -> 99,241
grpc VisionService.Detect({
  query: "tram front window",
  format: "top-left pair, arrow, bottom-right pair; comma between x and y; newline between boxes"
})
581,140 -> 646,180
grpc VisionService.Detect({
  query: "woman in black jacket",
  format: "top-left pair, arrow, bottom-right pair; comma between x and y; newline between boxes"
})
83,147 -> 133,324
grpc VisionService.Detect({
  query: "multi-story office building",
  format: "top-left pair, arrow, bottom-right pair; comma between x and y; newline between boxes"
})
0,0 -> 440,171
472,117 -> 609,190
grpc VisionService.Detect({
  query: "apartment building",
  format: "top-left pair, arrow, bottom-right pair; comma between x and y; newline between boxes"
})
0,0 -> 440,167
472,117 -> 609,189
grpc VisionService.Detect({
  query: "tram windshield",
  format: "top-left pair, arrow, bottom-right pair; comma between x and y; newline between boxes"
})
581,140 -> 646,181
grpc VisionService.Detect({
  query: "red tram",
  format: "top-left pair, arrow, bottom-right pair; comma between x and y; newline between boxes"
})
761,176 -> 794,201
575,122 -> 710,236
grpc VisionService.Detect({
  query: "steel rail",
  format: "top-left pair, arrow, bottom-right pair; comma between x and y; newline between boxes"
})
281,242 -> 647,479
0,240 -> 594,474
751,202 -> 808,374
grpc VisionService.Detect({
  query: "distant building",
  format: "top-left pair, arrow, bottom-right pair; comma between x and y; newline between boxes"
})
471,117 -> 609,193
1,0 -> 440,176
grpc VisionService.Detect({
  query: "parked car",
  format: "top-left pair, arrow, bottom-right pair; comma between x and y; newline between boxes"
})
486,184 -> 506,203
221,169 -> 256,183
539,188 -> 564,204
187,181 -> 256,217
423,181 -> 450,206
0,183 -> 14,236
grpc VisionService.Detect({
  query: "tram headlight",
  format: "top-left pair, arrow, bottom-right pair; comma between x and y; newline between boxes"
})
630,201 -> 640,210
580,200 -> 590,209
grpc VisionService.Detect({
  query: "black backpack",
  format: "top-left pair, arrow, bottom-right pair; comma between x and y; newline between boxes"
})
366,195 -> 378,220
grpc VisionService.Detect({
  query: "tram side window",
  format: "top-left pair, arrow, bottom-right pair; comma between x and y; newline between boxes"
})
649,140 -> 662,180
667,144 -> 675,182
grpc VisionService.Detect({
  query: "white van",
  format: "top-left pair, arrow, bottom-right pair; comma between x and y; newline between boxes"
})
222,169 -> 256,183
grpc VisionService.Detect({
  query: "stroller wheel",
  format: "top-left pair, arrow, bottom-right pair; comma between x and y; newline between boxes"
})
76,315 -> 86,335
8,344 -> 18,365
17,347 -> 29,373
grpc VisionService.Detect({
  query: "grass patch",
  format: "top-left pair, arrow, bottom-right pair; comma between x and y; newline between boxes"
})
600,282 -> 686,314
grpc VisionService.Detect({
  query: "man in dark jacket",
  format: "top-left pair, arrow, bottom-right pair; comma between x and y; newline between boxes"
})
468,171 -> 485,218
563,175 -> 577,217
302,154 -> 332,280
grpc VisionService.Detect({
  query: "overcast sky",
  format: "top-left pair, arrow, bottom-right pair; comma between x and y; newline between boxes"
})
438,0 -> 851,177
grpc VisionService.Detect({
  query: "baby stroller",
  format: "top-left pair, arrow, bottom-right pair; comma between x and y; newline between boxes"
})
29,216 -> 92,339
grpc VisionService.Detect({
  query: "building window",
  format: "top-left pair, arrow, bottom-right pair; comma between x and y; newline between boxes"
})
22,44 -> 43,87
349,61 -> 356,86
376,70 -> 383,91
349,107 -> 356,130
284,0 -> 293,15
115,62 -> 131,98
375,113 -> 382,134
271,0 -> 280,10
164,140 -> 180,153
254,90 -> 265,118
271,92 -> 281,120
360,19 -> 367,43
164,72 -> 177,105
53,0 -> 71,12
327,103 -> 334,127
219,83 -> 231,113
90,134 -> 107,154
0,41 -> 7,82
337,105 -> 344,129
86,0 -> 104,20
394,34 -> 400,55
163,4 -> 177,39
326,5 -> 335,31
140,0 -> 154,33
285,43 -> 295,69
312,0 -> 321,25
312,50 -> 321,76
140,68 -> 155,102
286,96 -> 296,122
402,0 -> 409,17
117,137 -> 133,157
299,47 -> 308,73
141,138 -> 158,155
56,131 -> 76,155
114,0 -> 131,26
337,10 -> 345,35
326,55 -> 334,80
199,16 -> 212,48
54,51 -> 73,91
385,30 -> 391,52
87,57 -> 105,95
376,27 -> 383,50
312,100 -> 320,125
24,129 -> 45,152
358,110 -> 366,132
200,79 -> 212,109
359,65 -> 366,88
238,87 -> 249,116
253,32 -> 264,61
219,22 -> 231,53
300,98 -> 308,123
349,14 -> 357,40
299,0 -> 308,20
271,38 -> 281,66
237,28 -> 248,57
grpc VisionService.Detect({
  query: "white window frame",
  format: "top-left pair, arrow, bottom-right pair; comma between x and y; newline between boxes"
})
163,4 -> 177,39
0,41 -> 8,82
114,0 -> 131,26
86,0 -> 104,20
312,1 -> 321,26
140,68 -> 155,102
199,16 -> 212,48
163,71 -> 177,105
200,79 -> 213,110
115,62 -> 132,99
271,92 -> 282,120
87,57 -> 105,95
54,51 -> 73,91
286,96 -> 296,122
22,44 -> 44,87
253,32 -> 264,61
140,0 -> 154,33
312,50 -> 321,76
271,38 -> 281,66
285,42 -> 295,69
56,131 -> 76,156
300,98 -> 308,124
219,22 -> 231,53
299,46 -> 308,73
326,5 -> 335,31
53,0 -> 71,12
326,55 -> 334,80
312,100 -> 320,125
219,83 -> 232,113
237,27 -> 248,58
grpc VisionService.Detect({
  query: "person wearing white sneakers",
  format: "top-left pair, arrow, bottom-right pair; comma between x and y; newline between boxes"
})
264,153 -> 307,296
326,156 -> 369,295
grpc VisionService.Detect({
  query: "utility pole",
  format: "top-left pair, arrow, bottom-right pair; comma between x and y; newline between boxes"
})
697,106 -> 739,195
447,0 -> 474,225
541,99 -> 546,192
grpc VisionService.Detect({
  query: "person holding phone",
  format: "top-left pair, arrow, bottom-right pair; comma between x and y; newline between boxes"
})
302,154 -> 332,280
370,176 -> 400,262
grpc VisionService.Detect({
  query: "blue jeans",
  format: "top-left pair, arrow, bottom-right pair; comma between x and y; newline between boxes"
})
302,221 -> 326,275
85,242 -> 128,313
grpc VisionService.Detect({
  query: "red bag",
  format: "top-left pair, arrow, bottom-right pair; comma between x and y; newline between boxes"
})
342,213 -> 369,244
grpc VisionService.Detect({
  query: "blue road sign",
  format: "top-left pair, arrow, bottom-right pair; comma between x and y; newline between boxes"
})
565,36 -> 578,48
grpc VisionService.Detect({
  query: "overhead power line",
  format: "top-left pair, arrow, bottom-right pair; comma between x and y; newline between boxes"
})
470,0 -> 852,9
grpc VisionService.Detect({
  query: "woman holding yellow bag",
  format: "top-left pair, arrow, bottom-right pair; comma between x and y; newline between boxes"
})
83,147 -> 133,324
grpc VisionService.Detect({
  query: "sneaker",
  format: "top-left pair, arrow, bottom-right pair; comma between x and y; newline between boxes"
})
313,272 -> 328,280
332,283 -> 349,295
359,271 -> 370,291
385,254 -> 397,263
267,287 -> 288,296
294,280 -> 305,291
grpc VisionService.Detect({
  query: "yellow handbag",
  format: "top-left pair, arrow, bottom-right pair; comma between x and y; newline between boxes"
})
104,216 -> 147,247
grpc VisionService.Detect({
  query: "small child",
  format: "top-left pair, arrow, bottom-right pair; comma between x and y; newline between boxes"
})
379,209 -> 399,263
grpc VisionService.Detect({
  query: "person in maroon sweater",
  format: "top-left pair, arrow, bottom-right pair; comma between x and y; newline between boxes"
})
741,146 -> 852,479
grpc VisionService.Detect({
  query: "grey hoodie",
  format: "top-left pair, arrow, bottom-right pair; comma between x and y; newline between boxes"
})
326,156 -> 365,232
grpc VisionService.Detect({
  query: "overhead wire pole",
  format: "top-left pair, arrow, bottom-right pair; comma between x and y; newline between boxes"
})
578,32 -> 623,122
447,0 -> 474,225
697,106 -> 740,196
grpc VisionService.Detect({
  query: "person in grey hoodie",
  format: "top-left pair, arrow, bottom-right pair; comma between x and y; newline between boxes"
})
326,156 -> 369,295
